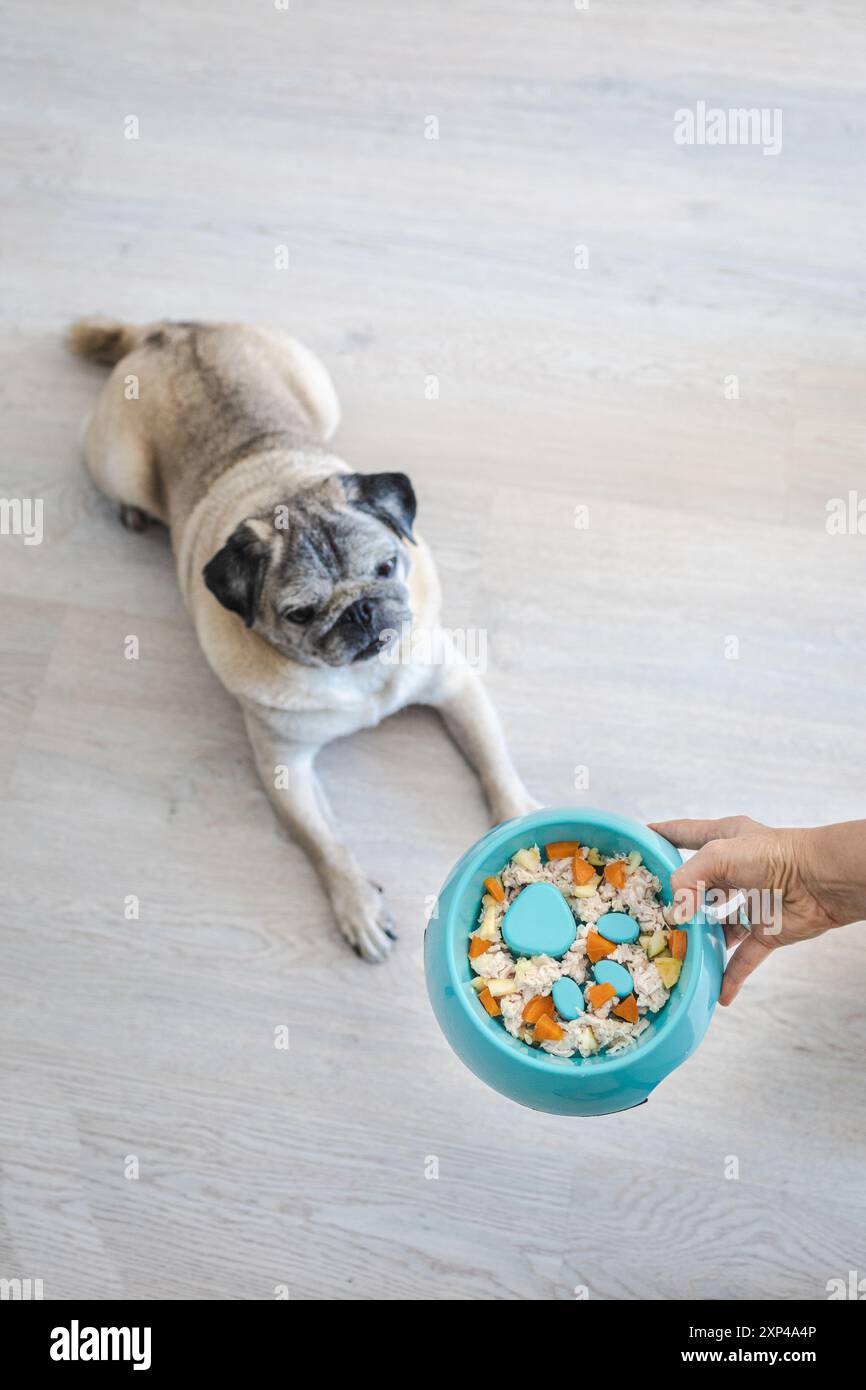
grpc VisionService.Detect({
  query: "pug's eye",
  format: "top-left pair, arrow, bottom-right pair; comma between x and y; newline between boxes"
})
282,605 -> 316,625
376,555 -> 397,578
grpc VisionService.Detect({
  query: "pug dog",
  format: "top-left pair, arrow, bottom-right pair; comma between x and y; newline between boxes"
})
68,317 -> 537,960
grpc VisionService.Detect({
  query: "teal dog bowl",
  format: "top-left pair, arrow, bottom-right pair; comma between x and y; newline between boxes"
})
425,806 -> 725,1117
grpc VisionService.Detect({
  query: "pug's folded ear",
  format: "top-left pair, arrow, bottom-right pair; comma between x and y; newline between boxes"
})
202,520 -> 272,628
341,471 -> 417,543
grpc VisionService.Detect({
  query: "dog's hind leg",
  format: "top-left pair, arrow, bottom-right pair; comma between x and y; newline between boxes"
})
83,415 -> 166,526
250,328 -> 342,443
68,316 -> 168,524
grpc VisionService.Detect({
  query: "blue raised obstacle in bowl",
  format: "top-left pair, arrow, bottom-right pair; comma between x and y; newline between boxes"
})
593,958 -> 634,998
596,910 -> 640,944
552,976 -> 585,1021
424,806 -> 725,1117
501,881 -> 576,959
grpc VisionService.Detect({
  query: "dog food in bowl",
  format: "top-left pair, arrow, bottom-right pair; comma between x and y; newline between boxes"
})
469,842 -> 688,1058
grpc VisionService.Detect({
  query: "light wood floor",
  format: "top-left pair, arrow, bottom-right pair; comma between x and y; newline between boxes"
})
1,1 -> 865,1300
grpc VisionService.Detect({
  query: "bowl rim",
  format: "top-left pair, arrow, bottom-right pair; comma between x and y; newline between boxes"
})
442,805 -> 703,1077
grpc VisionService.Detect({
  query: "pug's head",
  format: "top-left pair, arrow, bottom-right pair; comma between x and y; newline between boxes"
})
202,471 -> 416,667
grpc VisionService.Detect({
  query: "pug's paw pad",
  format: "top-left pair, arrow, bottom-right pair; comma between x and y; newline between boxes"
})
333,879 -> 397,963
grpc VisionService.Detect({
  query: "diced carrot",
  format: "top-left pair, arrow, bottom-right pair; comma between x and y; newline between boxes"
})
478,987 -> 500,1017
572,854 -> 595,886
612,994 -> 639,1023
545,841 -> 581,861
469,936 -> 491,958
523,994 -> 556,1024
533,1014 -> 564,1043
586,930 -> 616,963
604,860 -> 628,889
669,929 -> 688,961
587,981 -> 615,1009
483,875 -> 505,903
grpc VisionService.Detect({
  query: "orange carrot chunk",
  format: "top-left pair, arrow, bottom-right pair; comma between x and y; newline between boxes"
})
523,994 -> 556,1024
545,841 -> 581,861
572,854 -> 596,886
533,1014 -> 564,1043
604,860 -> 628,889
483,875 -> 505,902
587,981 -> 615,1009
586,930 -> 616,963
469,936 -> 491,958
478,987 -> 500,1017
669,929 -> 688,961
612,994 -> 639,1023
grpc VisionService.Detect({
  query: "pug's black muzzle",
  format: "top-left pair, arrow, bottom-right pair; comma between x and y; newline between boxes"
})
338,598 -> 386,661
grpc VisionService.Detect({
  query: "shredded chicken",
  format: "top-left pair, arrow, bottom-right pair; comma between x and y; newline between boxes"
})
469,843 -> 675,1059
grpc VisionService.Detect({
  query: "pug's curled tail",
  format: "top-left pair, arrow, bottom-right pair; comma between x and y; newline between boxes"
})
66,316 -> 143,366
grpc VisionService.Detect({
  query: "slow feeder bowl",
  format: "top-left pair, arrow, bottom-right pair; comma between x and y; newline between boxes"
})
424,806 -> 725,1117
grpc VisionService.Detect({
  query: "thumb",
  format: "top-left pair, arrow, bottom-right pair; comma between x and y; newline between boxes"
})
720,932 -> 773,1005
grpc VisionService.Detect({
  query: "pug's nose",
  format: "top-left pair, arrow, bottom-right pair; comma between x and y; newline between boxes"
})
341,598 -> 375,632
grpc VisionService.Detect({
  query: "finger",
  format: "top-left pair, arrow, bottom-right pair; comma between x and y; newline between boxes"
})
719,933 -> 773,1006
650,815 -> 757,849
668,840 -> 735,922
649,818 -> 731,850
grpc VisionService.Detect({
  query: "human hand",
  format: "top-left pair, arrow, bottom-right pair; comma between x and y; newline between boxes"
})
648,815 -> 866,1005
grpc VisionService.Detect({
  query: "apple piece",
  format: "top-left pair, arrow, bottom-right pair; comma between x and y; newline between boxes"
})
655,956 -> 683,988
512,847 -> 541,872
570,874 -> 601,898
579,1026 -> 599,1054
646,929 -> 667,958
638,934 -> 654,952
478,905 -> 499,941
513,958 -> 532,986
487,978 -> 517,998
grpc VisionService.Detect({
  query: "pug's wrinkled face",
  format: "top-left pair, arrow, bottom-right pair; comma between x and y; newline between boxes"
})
202,472 -> 415,667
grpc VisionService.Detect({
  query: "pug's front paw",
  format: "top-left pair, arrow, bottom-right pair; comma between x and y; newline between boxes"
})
332,878 -> 397,963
